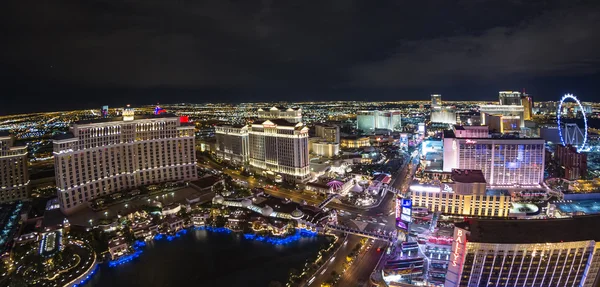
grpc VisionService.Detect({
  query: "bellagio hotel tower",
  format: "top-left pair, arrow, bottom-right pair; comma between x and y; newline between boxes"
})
53,108 -> 197,214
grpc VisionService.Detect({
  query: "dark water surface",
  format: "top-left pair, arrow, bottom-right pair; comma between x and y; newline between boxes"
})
84,229 -> 328,287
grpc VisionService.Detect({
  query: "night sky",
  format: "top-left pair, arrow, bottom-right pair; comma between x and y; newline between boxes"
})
1,0 -> 599,115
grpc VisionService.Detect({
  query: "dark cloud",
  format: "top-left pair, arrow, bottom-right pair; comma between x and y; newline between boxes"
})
353,1 -> 600,88
1,0 -> 599,114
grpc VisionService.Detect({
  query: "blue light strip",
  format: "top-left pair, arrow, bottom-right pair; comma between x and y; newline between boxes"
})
557,94 -> 588,152
71,264 -> 98,287
108,227 -> 319,269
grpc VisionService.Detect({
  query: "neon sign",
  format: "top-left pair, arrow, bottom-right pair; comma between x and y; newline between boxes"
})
443,184 -> 453,193
465,139 -> 477,144
395,198 -> 401,219
452,229 -> 466,268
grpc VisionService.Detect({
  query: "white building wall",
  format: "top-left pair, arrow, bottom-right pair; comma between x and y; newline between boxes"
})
53,117 -> 197,214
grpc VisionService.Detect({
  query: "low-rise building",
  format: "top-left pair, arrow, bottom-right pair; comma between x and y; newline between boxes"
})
108,237 -> 129,260
411,169 -> 511,217
340,136 -> 370,149
165,217 -> 185,232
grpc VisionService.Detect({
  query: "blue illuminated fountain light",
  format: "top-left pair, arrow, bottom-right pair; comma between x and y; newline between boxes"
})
557,94 -> 588,152
109,227 -> 317,268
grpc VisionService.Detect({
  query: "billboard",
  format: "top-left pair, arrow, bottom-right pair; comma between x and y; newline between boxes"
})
401,199 -> 412,223
396,198 -> 412,232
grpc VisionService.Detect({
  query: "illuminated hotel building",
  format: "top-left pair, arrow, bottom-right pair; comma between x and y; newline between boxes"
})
0,133 -> 29,203
443,130 -> 545,186
356,110 -> 402,132
431,94 -> 442,107
522,94 -> 533,120
215,124 -> 249,165
249,119 -> 310,182
479,104 -> 525,128
431,106 -> 457,125
482,113 -> 521,133
446,216 -> 600,287
315,124 -> 340,143
257,107 -> 302,123
53,109 -> 197,214
340,136 -> 370,149
499,91 -> 522,106
410,169 -> 511,217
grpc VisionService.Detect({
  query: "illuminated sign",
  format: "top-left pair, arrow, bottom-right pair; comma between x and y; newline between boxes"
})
442,184 -> 453,193
401,214 -> 411,222
395,198 -> 402,219
396,220 -> 408,231
179,116 -> 189,123
402,207 -> 411,216
465,139 -> 477,144
400,199 -> 412,223
451,228 -> 466,268
410,185 -> 441,193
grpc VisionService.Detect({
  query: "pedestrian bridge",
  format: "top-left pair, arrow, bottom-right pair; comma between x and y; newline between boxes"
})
325,224 -> 394,242
318,194 -> 341,209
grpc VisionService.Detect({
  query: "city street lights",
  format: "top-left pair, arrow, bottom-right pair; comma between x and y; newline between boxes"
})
89,219 -> 93,226
104,211 -> 108,218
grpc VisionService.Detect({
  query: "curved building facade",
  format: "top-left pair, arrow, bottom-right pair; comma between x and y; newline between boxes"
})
53,112 -> 197,214
446,216 -> 600,287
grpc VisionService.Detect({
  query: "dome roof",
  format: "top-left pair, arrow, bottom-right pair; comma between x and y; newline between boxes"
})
350,183 -> 364,193
291,209 -> 304,219
241,198 -> 252,207
261,205 -> 274,217
213,195 -> 224,204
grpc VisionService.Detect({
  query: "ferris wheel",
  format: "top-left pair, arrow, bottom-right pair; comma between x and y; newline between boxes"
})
557,94 -> 587,152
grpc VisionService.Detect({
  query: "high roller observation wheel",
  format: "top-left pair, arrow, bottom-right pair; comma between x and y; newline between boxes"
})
557,93 -> 587,152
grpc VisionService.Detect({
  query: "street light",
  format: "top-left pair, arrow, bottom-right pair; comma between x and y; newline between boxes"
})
88,219 -> 93,226
104,211 -> 108,218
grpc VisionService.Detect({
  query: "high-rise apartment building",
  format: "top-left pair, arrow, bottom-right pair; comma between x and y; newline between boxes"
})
443,130 -> 545,186
0,133 -> 29,203
257,107 -> 302,123
215,124 -> 249,165
357,111 -> 401,132
431,94 -> 442,107
53,110 -> 197,214
446,216 -> 600,287
249,119 -> 310,182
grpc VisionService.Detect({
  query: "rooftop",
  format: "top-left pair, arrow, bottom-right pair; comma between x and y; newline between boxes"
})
74,113 -> 179,125
53,132 -> 75,141
443,130 -> 542,140
456,215 -> 600,244
451,169 -> 486,184
263,119 -> 300,127
191,175 -> 223,189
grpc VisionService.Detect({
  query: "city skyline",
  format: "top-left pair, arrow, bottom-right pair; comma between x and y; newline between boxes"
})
2,0 -> 600,114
